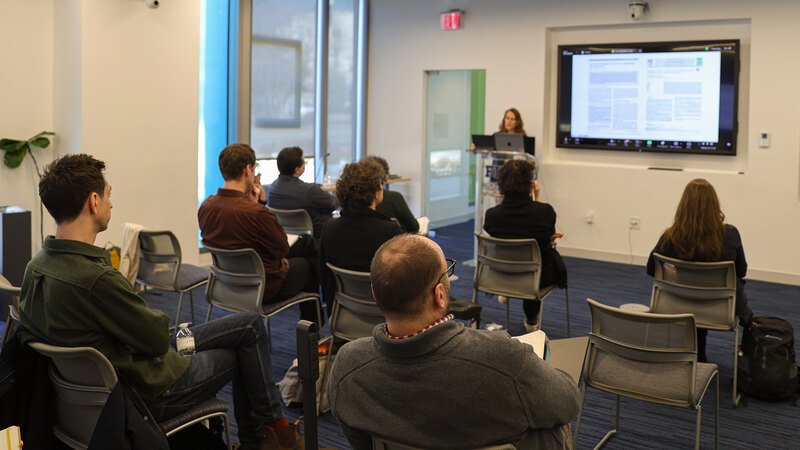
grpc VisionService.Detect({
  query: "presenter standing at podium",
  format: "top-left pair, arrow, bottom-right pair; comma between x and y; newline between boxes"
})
497,107 -> 526,136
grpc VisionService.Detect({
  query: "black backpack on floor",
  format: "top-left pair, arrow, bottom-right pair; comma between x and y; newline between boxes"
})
737,316 -> 797,404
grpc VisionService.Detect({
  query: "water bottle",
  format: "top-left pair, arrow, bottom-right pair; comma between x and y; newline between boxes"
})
176,323 -> 196,356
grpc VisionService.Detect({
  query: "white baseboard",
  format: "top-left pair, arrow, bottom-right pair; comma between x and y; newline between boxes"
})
557,246 -> 800,286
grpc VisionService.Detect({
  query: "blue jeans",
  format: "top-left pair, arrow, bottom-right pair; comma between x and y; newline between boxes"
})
148,311 -> 284,448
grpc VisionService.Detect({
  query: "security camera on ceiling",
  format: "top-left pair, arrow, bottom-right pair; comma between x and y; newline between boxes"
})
145,0 -> 159,9
628,0 -> 648,21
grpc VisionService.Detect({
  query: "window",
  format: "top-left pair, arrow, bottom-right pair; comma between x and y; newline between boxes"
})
199,0 -> 367,206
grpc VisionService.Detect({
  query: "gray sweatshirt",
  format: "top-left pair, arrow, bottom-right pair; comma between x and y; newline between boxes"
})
330,320 -> 580,449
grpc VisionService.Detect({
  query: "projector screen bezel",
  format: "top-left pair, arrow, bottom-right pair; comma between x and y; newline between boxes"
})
556,39 -> 740,156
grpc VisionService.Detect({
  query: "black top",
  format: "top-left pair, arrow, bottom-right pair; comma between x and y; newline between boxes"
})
319,209 -> 402,311
376,190 -> 419,233
483,193 -> 558,287
646,224 -> 747,289
267,174 -> 338,238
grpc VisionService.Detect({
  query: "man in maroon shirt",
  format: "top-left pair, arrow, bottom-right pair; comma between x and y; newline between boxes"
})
198,143 -> 319,322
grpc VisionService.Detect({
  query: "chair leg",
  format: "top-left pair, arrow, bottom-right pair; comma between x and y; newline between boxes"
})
732,326 -> 741,407
2,315 -> 13,347
175,291 -> 185,326
222,413 -> 233,450
205,304 -> 213,323
596,395 -> 620,448
188,290 -> 196,325
573,383 -> 589,448
693,402 -> 702,450
266,316 -> 273,349
715,373 -> 720,450
564,286 -> 571,337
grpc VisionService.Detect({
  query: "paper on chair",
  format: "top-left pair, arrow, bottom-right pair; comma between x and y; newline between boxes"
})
513,330 -> 548,360
286,233 -> 300,247
0,426 -> 22,450
416,216 -> 430,235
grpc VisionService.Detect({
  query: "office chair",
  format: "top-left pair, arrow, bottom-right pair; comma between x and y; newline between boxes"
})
473,233 -> 570,336
574,299 -> 719,450
137,230 -> 208,326
28,341 -> 232,450
649,253 -> 741,407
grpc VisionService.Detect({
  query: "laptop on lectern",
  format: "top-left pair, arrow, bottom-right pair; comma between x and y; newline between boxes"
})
472,134 -> 495,150
494,133 -> 525,152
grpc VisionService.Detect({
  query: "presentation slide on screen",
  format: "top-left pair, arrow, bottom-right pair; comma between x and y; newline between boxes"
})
570,51 -> 721,143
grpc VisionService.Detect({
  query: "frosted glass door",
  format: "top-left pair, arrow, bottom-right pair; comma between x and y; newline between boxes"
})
424,70 -> 473,225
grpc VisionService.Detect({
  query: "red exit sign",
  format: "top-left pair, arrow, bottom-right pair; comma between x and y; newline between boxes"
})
440,10 -> 464,31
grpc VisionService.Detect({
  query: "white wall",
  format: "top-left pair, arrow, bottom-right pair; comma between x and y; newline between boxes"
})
77,0 -> 201,263
0,0 -> 55,255
1,0 -> 202,264
368,0 -> 800,284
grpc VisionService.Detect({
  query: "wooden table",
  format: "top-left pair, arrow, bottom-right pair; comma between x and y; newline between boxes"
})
320,176 -> 411,192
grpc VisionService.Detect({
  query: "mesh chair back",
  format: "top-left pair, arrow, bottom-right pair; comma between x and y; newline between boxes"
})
1,274 -> 21,346
28,342 -> 118,447
268,207 -> 314,235
326,263 -> 384,341
474,233 -> 542,300
205,247 -> 266,315
650,253 -> 737,330
138,231 -> 182,289
585,298 -> 700,407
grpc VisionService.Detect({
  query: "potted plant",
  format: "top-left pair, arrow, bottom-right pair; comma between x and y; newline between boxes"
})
0,131 -> 55,172
0,131 -> 55,244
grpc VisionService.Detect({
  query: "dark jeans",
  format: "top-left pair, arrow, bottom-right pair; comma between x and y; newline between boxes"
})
148,312 -> 283,449
272,257 -> 321,323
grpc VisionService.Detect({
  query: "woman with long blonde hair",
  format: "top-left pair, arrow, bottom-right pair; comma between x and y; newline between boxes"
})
646,178 -> 753,361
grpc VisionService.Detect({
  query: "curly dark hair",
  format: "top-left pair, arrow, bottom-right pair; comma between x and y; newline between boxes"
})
364,155 -> 389,183
336,160 -> 384,213
497,159 -> 535,196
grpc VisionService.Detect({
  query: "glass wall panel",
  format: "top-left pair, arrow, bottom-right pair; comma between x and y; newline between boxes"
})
326,0 -> 356,179
250,0 -> 317,166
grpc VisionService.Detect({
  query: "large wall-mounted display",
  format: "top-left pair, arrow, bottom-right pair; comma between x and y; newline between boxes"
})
556,40 -> 739,156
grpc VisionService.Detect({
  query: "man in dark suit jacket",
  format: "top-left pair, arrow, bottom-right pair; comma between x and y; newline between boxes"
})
267,146 -> 337,238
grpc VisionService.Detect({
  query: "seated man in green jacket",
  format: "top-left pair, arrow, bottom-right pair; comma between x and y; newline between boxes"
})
19,154 -> 301,450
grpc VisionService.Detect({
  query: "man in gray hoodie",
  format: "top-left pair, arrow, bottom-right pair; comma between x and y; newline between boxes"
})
329,234 -> 580,449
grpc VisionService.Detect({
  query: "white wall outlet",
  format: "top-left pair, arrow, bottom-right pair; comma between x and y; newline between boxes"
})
759,131 -> 770,148
628,216 -> 641,230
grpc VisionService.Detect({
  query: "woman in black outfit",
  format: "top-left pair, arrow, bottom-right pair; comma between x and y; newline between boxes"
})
319,159 -> 402,314
646,178 -> 753,362
483,159 -> 564,332
365,155 -> 419,234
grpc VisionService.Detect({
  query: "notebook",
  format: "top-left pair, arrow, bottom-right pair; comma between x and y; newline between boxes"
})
513,330 -> 550,361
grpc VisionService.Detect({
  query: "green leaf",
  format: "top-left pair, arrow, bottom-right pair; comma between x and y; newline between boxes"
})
29,137 -> 51,149
0,139 -> 25,152
3,148 -> 27,169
